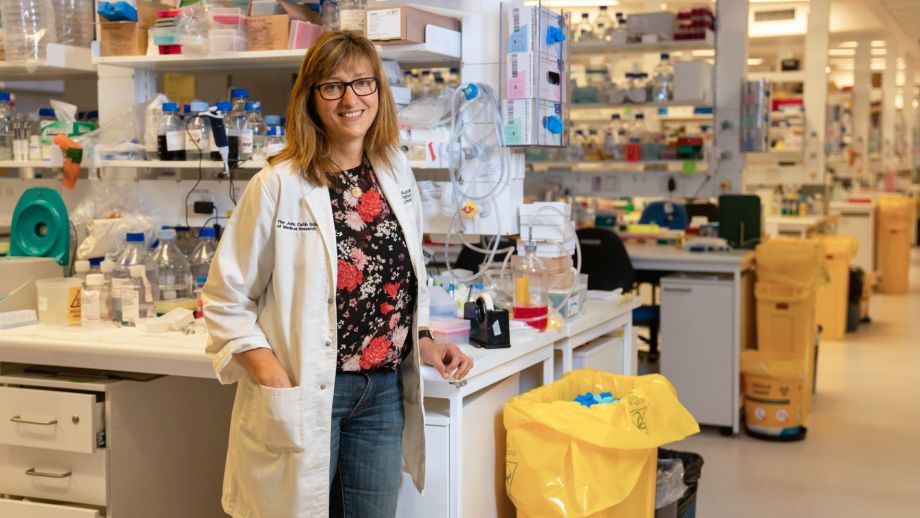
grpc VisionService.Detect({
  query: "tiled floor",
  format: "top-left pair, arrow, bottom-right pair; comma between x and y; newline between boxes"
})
671,249 -> 920,517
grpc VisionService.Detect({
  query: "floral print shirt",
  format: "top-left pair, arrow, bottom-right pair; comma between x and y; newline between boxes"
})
330,160 -> 417,371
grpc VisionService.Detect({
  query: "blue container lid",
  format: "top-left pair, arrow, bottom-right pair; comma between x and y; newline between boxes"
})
189,101 -> 209,113
183,104 -> 191,113
159,228 -> 176,240
216,101 -> 232,112
661,52 -> 670,59
196,276 -> 208,283
0,92 -> 11,101
89,257 -> 104,266
230,88 -> 249,98
162,102 -> 179,113
264,115 -> 281,125
199,227 -> 216,238
38,108 -> 55,117
244,101 -> 261,112
126,232 -> 145,243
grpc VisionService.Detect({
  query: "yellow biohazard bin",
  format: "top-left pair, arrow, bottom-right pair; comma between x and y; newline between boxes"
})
741,350 -> 808,441
755,282 -> 816,360
815,235 -> 858,341
503,370 -> 699,518
876,196 -> 913,294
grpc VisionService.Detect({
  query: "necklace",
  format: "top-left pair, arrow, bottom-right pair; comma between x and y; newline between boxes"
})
330,156 -> 364,198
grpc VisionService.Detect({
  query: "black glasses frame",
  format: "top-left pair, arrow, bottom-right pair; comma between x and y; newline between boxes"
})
314,77 -> 379,101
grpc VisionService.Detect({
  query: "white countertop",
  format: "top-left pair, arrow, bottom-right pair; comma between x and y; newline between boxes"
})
626,243 -> 754,269
0,298 -> 636,382
765,213 -> 838,228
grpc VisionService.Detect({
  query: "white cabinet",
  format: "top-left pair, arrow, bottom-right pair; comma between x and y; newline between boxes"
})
660,274 -> 734,428
0,498 -> 101,518
831,201 -> 876,273
554,335 -> 624,379
0,386 -> 104,454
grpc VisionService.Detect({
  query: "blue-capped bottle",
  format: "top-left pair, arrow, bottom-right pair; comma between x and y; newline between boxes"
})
157,102 -> 186,161
189,227 -> 218,285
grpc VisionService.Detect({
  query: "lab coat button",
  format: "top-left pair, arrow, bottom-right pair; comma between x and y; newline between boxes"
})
327,298 -> 333,305
324,340 -> 332,347
320,384 -> 327,390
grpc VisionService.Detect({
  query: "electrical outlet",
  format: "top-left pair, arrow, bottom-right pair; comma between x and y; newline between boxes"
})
188,188 -> 214,215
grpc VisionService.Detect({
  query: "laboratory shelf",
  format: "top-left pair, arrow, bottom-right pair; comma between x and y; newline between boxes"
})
93,26 -> 461,72
0,160 -> 61,168
527,160 -> 708,174
0,44 -> 95,80
570,100 -> 712,111
95,159 -> 267,170
747,71 -> 806,82
570,30 -> 714,56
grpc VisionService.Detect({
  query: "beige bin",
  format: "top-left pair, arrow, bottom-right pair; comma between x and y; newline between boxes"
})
876,196 -> 913,294
815,235 -> 857,341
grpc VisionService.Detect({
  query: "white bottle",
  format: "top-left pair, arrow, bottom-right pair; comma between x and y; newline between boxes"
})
339,0 -> 367,32
241,101 -> 266,161
184,101 -> 211,160
81,274 -> 108,326
265,126 -> 285,156
576,13 -> 593,42
594,6 -> 615,41
118,267 -> 143,326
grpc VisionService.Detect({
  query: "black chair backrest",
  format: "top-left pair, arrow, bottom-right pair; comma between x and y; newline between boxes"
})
686,202 -> 719,223
575,228 -> 635,291
454,239 -> 514,273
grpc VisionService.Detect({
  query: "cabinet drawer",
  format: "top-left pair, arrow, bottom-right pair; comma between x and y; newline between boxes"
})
0,387 -> 104,454
0,498 -> 101,518
0,445 -> 107,507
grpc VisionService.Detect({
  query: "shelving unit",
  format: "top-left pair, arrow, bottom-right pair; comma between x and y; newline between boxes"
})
528,160 -> 708,174
93,26 -> 461,71
0,44 -> 95,80
570,30 -> 715,56
570,100 -> 712,111
0,160 -> 61,169
95,159 -> 267,170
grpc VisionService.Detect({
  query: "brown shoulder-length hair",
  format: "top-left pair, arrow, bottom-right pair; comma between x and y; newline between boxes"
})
269,31 -> 400,186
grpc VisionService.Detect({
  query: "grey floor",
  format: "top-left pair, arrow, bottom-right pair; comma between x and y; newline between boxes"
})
669,248 -> 920,517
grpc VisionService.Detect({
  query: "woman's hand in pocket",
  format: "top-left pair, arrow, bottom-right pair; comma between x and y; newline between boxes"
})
235,347 -> 294,388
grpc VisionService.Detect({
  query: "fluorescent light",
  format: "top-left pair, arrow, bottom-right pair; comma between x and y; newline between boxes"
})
895,95 -> 903,109
872,40 -> 886,47
691,50 -> 715,57
914,99 -> 919,109
838,41 -> 858,48
747,58 -> 764,66
538,0 -> 618,6
872,48 -> 887,56
826,66 -> 832,74
829,49 -> 855,56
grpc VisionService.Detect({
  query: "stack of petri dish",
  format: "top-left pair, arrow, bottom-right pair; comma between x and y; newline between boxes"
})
0,0 -> 58,61
50,0 -> 94,47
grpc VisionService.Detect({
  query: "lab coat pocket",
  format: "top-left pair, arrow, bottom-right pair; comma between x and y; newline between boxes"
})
242,382 -> 308,454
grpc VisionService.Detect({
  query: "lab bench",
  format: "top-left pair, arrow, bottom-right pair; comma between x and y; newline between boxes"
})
0,298 -> 636,518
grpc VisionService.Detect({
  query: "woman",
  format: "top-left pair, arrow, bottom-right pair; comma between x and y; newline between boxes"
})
204,31 -> 474,518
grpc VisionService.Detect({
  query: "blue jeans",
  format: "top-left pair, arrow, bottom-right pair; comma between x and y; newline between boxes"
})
329,370 -> 404,518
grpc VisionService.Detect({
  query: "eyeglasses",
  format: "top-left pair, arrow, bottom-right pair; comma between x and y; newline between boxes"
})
315,77 -> 379,101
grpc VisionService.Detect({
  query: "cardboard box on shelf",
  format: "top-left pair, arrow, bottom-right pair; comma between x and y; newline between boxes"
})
138,1 -> 174,28
366,6 -> 460,45
247,0 -> 318,51
100,22 -> 148,57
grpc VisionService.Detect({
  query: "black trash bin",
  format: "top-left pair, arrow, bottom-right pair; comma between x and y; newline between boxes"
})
847,267 -> 865,332
658,449 -> 704,518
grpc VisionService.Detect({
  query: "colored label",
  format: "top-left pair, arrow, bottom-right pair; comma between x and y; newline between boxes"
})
67,286 -> 82,326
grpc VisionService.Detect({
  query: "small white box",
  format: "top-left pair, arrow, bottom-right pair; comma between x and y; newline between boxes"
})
502,99 -> 564,147
674,60 -> 713,104
626,12 -> 675,40
506,52 -> 563,102
506,5 -> 565,58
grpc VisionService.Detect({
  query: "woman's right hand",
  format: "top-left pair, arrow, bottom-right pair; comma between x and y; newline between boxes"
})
235,348 -> 294,388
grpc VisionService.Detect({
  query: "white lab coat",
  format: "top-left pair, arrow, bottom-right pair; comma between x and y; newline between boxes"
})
203,150 -> 428,518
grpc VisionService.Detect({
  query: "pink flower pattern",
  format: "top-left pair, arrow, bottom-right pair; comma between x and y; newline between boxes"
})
329,160 -> 417,372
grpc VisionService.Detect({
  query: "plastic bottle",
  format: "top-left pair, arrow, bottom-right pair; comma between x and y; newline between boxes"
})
88,257 -> 104,273
241,101 -> 266,162
320,0 -> 339,30
594,6 -> 615,41
584,129 -> 603,160
265,126 -> 286,156
157,102 -> 186,161
512,241 -> 549,331
228,88 -> 249,161
211,101 -> 232,161
189,227 -> 217,284
652,53 -> 674,102
73,259 -> 90,282
184,101 -> 211,160
152,228 -> 193,302
564,129 -> 585,161
603,115 -> 622,160
0,92 -> 15,161
81,273 -> 108,326
338,0 -> 367,32
34,107 -> 54,160
112,233 -> 158,323
576,13 -> 593,42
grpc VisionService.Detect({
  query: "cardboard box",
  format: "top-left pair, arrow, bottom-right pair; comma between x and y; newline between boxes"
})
247,0 -> 317,51
626,12 -> 675,40
100,22 -> 148,57
505,52 -> 563,102
138,1 -> 174,28
366,6 -> 460,45
502,98 -> 564,147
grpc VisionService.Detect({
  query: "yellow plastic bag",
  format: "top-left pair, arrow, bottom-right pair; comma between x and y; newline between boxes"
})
755,237 -> 827,289
504,370 -> 699,518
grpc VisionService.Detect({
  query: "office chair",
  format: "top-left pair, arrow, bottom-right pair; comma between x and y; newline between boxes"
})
639,200 -> 689,230
454,238 -> 515,273
686,201 -> 719,223
575,228 -> 661,361
718,194 -> 762,249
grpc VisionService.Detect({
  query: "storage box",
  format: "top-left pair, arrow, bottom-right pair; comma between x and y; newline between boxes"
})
626,12 -> 675,40
366,6 -> 460,45
100,22 -> 148,57
247,0 -> 316,51
502,99 -> 564,147
289,20 -> 324,49
674,60 -> 713,104
506,52 -> 563,102
428,317 -> 471,345
505,5 -> 565,59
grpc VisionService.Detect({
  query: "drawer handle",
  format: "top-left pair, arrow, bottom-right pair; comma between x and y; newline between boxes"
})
10,415 -> 58,426
26,468 -> 72,479
663,287 -> 692,293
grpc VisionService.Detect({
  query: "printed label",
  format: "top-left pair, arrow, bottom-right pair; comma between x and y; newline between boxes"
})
121,289 -> 140,324
82,291 -> 100,322
240,129 -> 254,154
166,130 -> 185,152
67,286 -> 82,326
185,129 -> 209,154
492,320 -> 502,336
366,8 -> 401,40
340,9 -> 367,32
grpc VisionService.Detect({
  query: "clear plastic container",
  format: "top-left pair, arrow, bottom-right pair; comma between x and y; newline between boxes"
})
184,101 -> 211,160
81,273 -> 109,326
157,102 -> 186,161
0,92 -> 15,161
320,0 -> 339,31
428,316 -> 471,345
35,277 -> 82,326
241,101 -> 266,162
112,233 -> 158,323
174,226 -> 196,257
626,73 -> 649,104
189,227 -> 217,284
73,259 -> 90,282
50,0 -> 93,47
594,6 -> 615,42
152,228 -> 193,301
208,7 -> 246,31
0,0 -> 57,61
652,53 -> 674,102
265,126 -> 285,156
512,242 -> 550,331
209,29 -> 247,54
575,12 -> 593,42
228,89 -> 250,162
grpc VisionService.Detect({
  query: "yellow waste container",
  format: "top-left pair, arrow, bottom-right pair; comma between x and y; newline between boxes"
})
741,350 -> 809,441
815,235 -> 858,341
876,196 -> 913,294
755,282 -> 816,360
504,370 -> 699,518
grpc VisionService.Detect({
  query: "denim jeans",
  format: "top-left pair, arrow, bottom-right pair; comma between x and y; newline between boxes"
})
329,370 -> 404,518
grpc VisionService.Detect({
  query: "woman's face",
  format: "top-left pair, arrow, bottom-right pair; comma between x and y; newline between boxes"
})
313,61 -> 379,147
